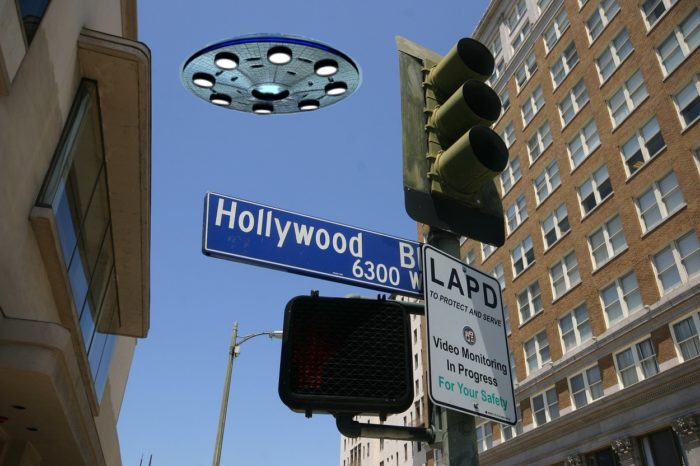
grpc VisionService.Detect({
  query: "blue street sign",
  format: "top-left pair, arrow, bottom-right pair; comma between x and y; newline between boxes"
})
203,193 -> 423,297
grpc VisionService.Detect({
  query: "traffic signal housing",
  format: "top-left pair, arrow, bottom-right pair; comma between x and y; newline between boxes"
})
278,295 -> 413,416
397,36 -> 509,246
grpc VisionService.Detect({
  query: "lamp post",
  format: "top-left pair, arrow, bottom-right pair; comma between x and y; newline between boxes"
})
212,322 -> 283,466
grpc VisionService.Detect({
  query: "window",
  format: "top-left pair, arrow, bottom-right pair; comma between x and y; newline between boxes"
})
578,165 -> 613,215
35,81 -> 117,402
512,22 -> 532,52
608,70 -> 649,127
17,0 -> 51,45
542,203 -> 570,249
492,263 -> 506,290
512,235 -> 535,276
586,0 -> 621,43
524,329 -> 550,373
502,406 -> 523,440
639,428 -> 687,466
559,303 -> 591,352
569,365 -> 603,408
559,79 -> 590,127
464,249 -> 476,265
621,117 -> 665,176
615,338 -> 659,387
518,281 -> 543,323
534,160 -> 561,205
596,29 -> 633,83
674,76 -> 700,128
652,231 -> 700,294
600,271 -> 643,325
491,35 -> 503,58
671,313 -> 700,361
492,58 -> 505,83
550,251 -> 581,299
482,243 -> 497,261
522,85 -> 544,126
551,42 -> 579,88
544,8 -> 570,53
509,350 -> 517,383
642,0 -> 677,29
516,53 -> 538,91
636,171 -> 685,232
567,119 -> 600,168
500,157 -> 522,194
508,0 -> 528,32
501,90 -> 511,112
504,304 -> 511,335
476,423 -> 493,452
657,9 -> 700,75
588,215 -> 627,269
506,194 -> 529,234
527,121 -> 553,163
531,387 -> 559,425
501,121 -> 516,148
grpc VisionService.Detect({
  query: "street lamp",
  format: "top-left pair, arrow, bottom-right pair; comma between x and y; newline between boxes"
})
212,322 -> 283,466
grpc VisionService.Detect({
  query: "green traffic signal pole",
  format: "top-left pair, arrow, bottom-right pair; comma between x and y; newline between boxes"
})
428,228 -> 480,466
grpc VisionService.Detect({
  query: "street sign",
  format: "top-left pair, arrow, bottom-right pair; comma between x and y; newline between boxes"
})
203,192 -> 423,297
422,245 -> 516,425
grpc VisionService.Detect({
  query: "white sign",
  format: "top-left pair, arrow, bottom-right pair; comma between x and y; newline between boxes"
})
422,245 -> 517,425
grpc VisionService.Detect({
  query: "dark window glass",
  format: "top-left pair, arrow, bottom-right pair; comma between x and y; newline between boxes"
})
681,96 -> 700,125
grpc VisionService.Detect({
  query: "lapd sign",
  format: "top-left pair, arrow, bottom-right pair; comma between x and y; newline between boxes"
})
203,193 -> 423,297
423,245 -> 516,425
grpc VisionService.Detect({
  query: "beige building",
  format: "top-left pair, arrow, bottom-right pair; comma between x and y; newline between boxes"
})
0,1 -> 150,465
343,0 -> 700,465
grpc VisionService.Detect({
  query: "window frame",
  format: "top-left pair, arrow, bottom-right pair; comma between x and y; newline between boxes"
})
586,0 -> 621,44
543,7 -> 570,54
550,250 -> 582,300
673,75 -> 700,129
567,119 -> 600,169
600,271 -> 643,327
614,337 -> 660,387
635,170 -> 685,234
652,231 -> 700,295
542,203 -> 570,250
559,303 -> 592,352
607,69 -> 649,128
531,386 -> 559,425
641,0 -> 678,30
568,364 -> 604,409
518,280 -> 543,324
620,116 -> 666,177
527,120 -> 553,163
588,214 -> 627,270
511,235 -> 536,277
521,85 -> 544,127
559,79 -> 590,128
515,53 -> 539,91
550,41 -> 579,89
577,165 -> 613,217
500,156 -> 522,195
596,28 -> 634,84
670,312 -> 700,361
534,160 -> 561,206
656,8 -> 700,76
506,193 -> 529,235
524,329 -> 551,374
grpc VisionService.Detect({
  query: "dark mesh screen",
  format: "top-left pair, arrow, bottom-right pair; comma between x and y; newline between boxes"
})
282,296 -> 412,408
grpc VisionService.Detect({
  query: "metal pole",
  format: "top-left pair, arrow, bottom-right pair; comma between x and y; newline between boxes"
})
212,322 -> 238,466
428,228 -> 479,466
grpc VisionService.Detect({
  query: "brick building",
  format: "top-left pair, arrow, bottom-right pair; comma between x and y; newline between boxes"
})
340,0 -> 699,465
467,0 -> 700,464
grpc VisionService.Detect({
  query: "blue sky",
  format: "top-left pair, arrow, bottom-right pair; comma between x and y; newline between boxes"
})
117,1 -> 490,464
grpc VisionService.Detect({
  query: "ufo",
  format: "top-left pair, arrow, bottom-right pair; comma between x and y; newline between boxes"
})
181,34 -> 361,114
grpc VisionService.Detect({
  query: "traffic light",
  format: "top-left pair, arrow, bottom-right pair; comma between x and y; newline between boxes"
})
278,295 -> 413,416
397,36 -> 509,246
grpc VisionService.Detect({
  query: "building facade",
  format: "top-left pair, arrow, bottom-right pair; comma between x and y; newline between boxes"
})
0,1 -> 151,465
342,0 -> 700,465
